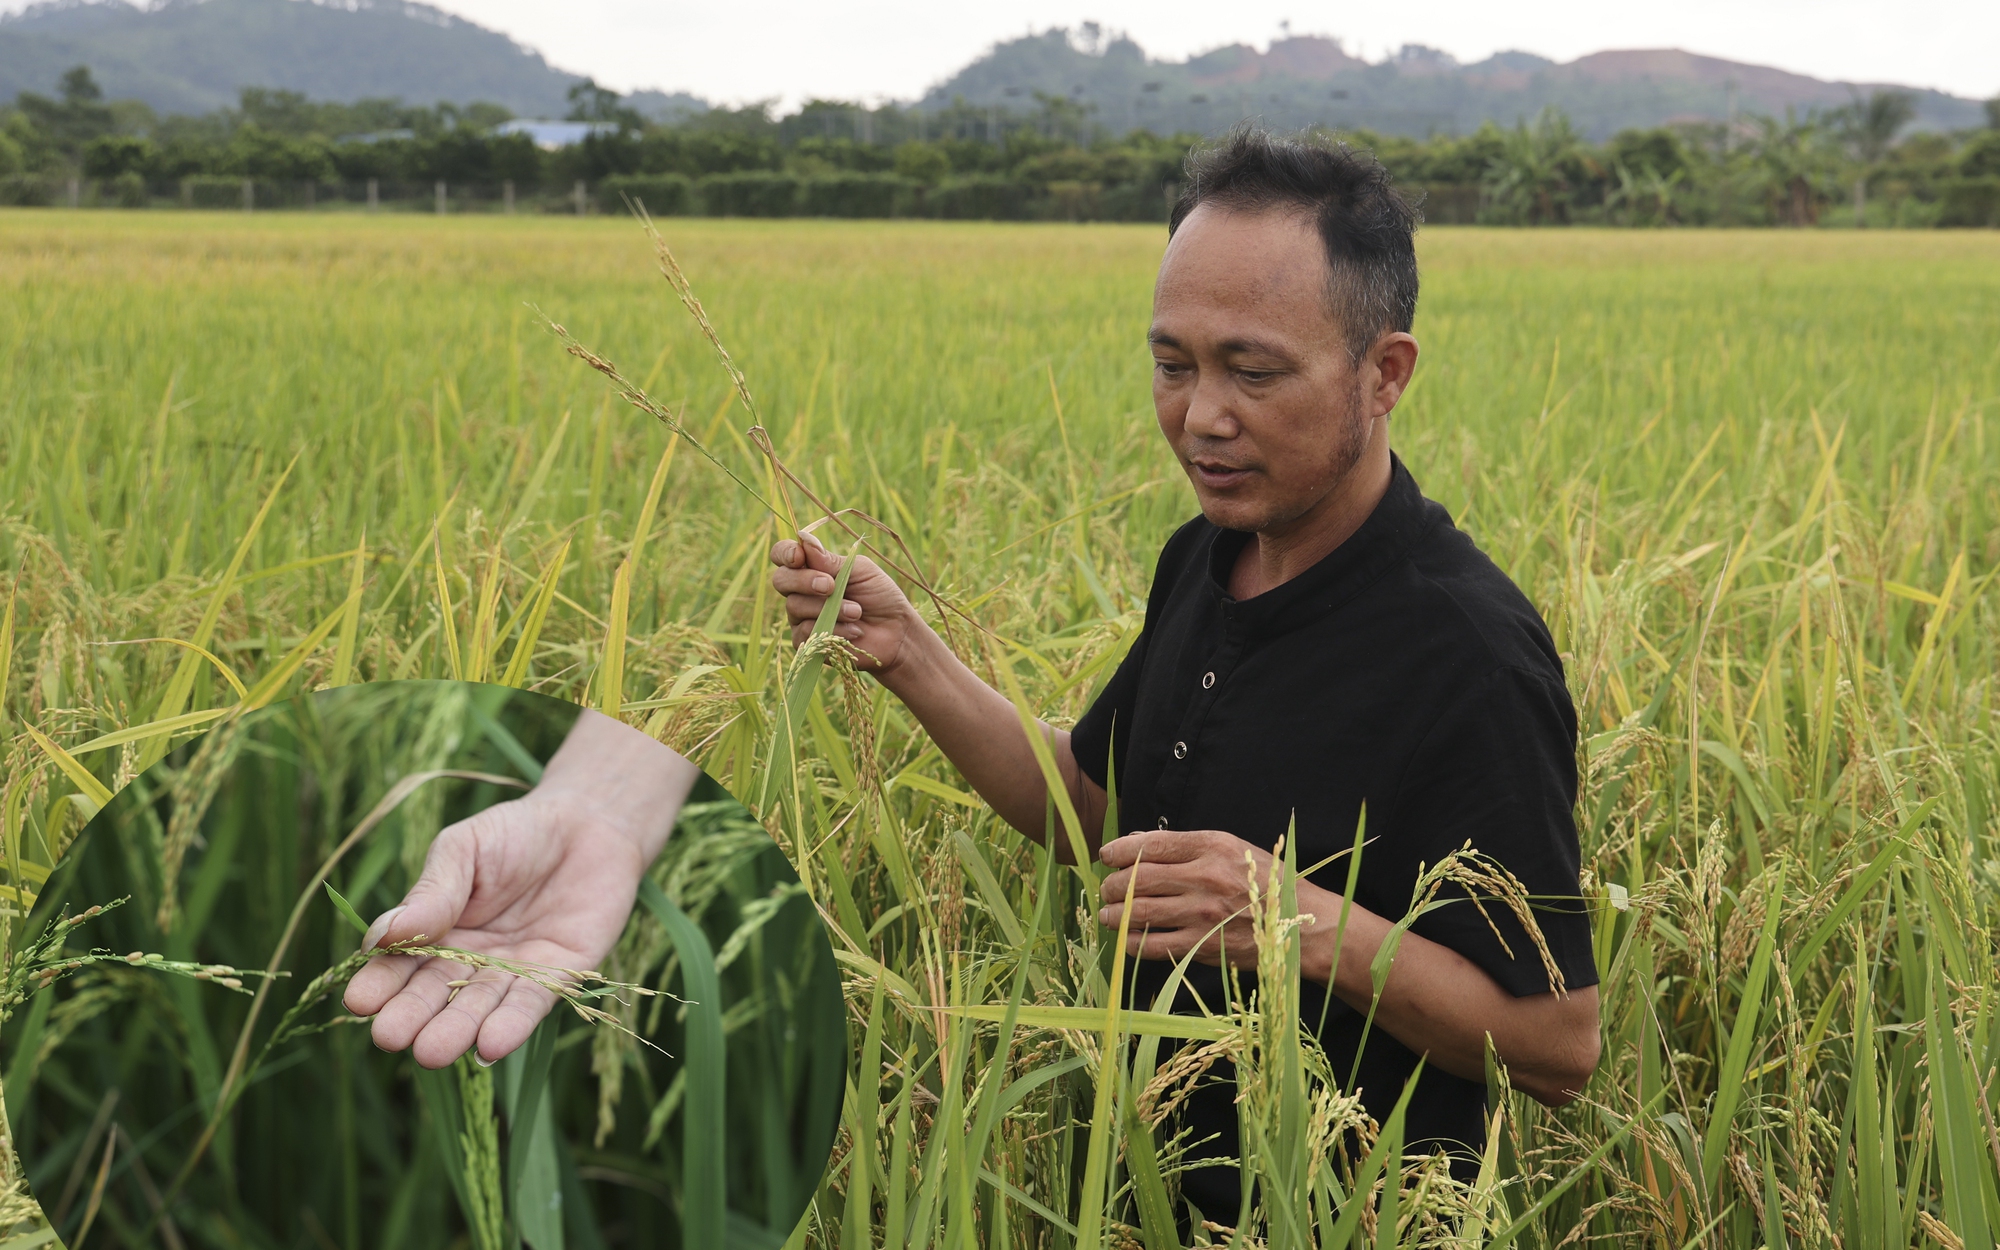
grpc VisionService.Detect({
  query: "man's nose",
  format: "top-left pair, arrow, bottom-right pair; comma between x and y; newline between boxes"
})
1183,384 -> 1239,440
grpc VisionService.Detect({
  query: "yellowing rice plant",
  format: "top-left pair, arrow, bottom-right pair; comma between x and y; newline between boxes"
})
2,211 -> 1999,1248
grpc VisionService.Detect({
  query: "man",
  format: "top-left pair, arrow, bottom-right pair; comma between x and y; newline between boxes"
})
770,130 -> 1600,1217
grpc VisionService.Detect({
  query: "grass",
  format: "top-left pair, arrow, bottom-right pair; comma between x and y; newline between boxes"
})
1,209 -> 1999,1247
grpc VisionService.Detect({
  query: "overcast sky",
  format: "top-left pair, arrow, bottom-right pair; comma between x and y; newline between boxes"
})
12,0 -> 1996,105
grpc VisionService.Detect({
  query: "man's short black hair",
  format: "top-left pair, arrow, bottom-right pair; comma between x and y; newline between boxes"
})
1170,129 -> 1420,360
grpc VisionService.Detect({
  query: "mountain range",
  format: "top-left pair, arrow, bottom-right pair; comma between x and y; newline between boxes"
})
926,28 -> 1985,139
0,0 -> 703,119
0,0 -> 1985,139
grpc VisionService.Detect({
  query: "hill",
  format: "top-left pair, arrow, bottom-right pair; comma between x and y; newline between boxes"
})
0,2 -> 1983,139
919,28 -> 1987,140
0,0 -> 706,119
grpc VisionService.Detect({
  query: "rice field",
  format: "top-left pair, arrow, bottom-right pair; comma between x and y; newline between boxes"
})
2,210 -> 1999,1248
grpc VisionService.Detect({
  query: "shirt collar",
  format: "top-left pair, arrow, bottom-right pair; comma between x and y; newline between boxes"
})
1202,453 -> 1439,637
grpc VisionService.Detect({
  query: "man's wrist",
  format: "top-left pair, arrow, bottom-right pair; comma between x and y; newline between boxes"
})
524,780 -> 674,852
1297,883 -> 1389,996
874,604 -> 946,701
534,710 -> 699,859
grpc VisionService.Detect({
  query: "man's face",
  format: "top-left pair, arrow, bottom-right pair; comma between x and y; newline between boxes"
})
1149,204 -> 1375,535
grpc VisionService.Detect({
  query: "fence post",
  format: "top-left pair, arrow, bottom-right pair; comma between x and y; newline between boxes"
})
67,177 -> 79,208
242,178 -> 254,212
574,179 -> 586,216
504,179 -> 515,214
304,181 -> 315,211
181,178 -> 192,209
435,180 -> 447,214
367,178 -> 379,211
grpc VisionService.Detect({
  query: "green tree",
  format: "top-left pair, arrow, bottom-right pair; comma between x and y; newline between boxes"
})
489,131 -> 542,188
1601,128 -> 1691,224
891,140 -> 950,185
633,127 -> 781,177
237,87 -> 326,138
1408,123 -> 1508,185
224,126 -> 334,182
1487,108 -> 1593,224
1605,161 -> 1685,226
565,78 -> 643,131
1030,91 -> 1096,147
13,65 -> 116,167
1833,91 -> 1916,225
1959,130 -> 2000,179
1749,111 -> 1838,226
81,134 -> 153,179
1607,128 -> 1689,182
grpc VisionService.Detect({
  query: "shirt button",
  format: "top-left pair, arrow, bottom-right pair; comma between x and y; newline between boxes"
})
1173,741 -> 1188,759
1201,671 -> 1215,689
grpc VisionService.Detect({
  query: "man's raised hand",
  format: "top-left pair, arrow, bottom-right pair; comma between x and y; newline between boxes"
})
769,533 -> 917,673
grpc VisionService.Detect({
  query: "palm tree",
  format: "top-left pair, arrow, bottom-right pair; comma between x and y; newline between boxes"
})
1833,91 -> 1916,226
1486,107 -> 1590,225
1748,111 -> 1838,227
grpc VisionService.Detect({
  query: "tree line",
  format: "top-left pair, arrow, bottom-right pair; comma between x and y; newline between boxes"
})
4,67 -> 1998,226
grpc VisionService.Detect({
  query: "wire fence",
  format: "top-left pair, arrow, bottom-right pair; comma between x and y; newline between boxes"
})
0,172 -> 1498,224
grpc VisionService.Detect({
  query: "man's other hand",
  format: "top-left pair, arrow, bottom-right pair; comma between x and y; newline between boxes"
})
770,533 -> 917,673
1097,828 -> 1278,969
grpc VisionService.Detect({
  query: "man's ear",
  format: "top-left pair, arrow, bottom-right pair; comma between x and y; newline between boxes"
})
1368,332 -> 1420,419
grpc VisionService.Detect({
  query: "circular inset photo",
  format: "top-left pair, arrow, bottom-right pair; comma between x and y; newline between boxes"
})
3,680 -> 844,1249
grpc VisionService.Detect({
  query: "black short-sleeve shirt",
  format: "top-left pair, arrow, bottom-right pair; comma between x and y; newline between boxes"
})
1071,455 -> 1597,1213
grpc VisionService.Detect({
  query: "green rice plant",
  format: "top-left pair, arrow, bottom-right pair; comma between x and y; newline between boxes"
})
1,212 -> 1997,1246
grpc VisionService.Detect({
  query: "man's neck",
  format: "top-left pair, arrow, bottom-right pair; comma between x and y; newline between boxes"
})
1228,436 -> 1394,601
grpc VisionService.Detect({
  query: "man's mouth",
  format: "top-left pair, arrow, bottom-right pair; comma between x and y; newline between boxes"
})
1188,458 -> 1253,489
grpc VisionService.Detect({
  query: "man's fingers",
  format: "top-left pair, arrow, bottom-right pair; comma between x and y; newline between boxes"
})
366,955 -> 465,1055
1098,829 -> 1226,869
1097,894 -> 1232,931
1099,863 -> 1200,905
784,593 -> 828,624
343,950 -> 421,1017
771,565 -> 836,597
798,534 -> 841,573
410,966 -> 517,1070
772,538 -> 842,573
374,823 -> 478,953
782,593 -> 864,624
352,945 -> 562,1068
476,976 -> 560,1063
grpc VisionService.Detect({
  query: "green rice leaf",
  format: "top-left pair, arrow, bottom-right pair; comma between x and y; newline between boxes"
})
323,882 -> 368,936
637,875 -> 726,1249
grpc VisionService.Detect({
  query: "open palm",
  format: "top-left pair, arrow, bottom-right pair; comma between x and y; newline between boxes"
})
342,792 -> 651,1068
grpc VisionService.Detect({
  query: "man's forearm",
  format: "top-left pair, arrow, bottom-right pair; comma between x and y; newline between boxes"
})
535,710 -> 700,860
880,615 -> 1105,856
1295,882 -> 1600,1105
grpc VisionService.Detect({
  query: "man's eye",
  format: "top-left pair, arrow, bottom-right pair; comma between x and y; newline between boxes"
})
1237,370 -> 1276,384
1155,360 -> 1189,376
